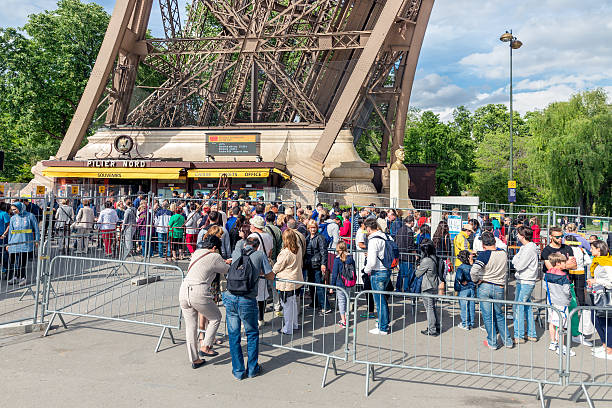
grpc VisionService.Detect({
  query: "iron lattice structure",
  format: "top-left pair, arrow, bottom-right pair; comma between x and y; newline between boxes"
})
56,0 -> 434,182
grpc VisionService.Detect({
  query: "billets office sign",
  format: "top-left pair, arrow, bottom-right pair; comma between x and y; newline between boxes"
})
87,160 -> 147,168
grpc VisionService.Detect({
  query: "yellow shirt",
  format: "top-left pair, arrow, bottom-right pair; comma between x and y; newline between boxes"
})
453,231 -> 470,267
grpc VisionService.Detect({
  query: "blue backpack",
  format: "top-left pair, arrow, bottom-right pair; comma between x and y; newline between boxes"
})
370,234 -> 399,270
319,223 -> 333,246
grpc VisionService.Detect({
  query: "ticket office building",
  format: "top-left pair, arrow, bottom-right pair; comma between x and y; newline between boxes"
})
42,160 -> 289,199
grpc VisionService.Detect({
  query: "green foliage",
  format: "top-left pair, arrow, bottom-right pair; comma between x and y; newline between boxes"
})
527,89 -> 612,214
0,0 -> 109,181
403,109 -> 475,196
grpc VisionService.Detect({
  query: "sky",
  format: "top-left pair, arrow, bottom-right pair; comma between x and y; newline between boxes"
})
2,0 -> 611,122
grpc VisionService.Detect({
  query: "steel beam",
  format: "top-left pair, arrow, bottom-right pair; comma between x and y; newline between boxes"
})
392,0 -> 434,154
56,0 -> 137,159
310,0 -> 406,164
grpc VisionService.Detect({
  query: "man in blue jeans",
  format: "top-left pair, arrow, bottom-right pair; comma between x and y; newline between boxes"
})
363,218 -> 391,335
511,226 -> 539,342
471,231 -> 514,349
223,236 -> 272,380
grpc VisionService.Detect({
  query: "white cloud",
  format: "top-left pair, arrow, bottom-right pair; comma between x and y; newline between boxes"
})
0,0 -> 58,28
412,0 -> 612,121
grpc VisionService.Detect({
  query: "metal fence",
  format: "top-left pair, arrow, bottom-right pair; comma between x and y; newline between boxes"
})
565,306 -> 612,408
254,278 -> 351,387
352,290 -> 567,404
43,256 -> 184,352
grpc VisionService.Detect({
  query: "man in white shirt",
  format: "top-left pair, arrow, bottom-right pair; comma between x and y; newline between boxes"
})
247,215 -> 277,318
473,223 -> 507,252
363,218 -> 390,335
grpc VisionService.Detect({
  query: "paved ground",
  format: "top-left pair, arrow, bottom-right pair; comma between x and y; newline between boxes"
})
1,310 -> 609,408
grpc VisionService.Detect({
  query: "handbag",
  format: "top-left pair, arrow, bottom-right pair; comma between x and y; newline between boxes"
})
590,287 -> 612,319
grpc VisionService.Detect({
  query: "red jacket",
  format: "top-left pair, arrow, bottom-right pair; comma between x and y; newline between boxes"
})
531,224 -> 541,244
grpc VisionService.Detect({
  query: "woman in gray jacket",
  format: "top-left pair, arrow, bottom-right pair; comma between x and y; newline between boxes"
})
415,239 -> 440,336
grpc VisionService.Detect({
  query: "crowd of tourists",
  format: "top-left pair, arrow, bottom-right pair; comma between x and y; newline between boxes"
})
1,192 -> 611,378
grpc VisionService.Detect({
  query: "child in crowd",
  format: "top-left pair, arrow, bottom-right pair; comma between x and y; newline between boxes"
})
331,241 -> 355,328
454,250 -> 475,330
544,252 -> 575,356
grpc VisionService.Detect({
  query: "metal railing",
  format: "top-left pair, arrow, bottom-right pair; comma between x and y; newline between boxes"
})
42,256 -> 185,352
255,278 -> 351,387
565,306 -> 612,408
352,289 -> 567,405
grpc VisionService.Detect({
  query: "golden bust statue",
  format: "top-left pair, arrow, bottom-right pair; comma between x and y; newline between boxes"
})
390,147 -> 407,170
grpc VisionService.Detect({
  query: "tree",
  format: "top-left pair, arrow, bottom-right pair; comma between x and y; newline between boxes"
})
527,89 -> 612,214
403,110 -> 474,195
0,0 -> 110,181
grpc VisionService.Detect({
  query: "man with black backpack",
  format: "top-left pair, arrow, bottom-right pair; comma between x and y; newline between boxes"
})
224,236 -> 272,380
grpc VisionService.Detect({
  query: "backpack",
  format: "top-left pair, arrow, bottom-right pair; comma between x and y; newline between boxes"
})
340,259 -> 356,287
226,247 -> 257,296
370,234 -> 399,270
319,223 -> 333,246
265,225 -> 282,261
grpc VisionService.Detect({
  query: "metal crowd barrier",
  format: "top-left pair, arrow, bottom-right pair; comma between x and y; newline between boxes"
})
565,306 -> 612,408
43,256 -> 184,352
256,278 -> 351,388
0,241 -> 43,325
352,289 -> 569,406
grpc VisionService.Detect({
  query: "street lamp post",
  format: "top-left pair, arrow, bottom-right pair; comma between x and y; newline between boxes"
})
500,30 -> 522,206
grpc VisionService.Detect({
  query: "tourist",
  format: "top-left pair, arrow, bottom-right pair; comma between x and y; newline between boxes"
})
55,198 -> 74,253
154,201 -> 172,260
136,203 -> 149,257
168,204 -> 185,261
122,199 -> 137,257
304,219 -> 330,313
416,224 -> 431,245
7,202 -> 39,286
376,210 -> 388,233
530,216 -> 541,244
588,239 -> 612,360
247,215 -> 274,324
473,223 -> 507,252
395,215 -> 416,292
387,209 -> 402,238
179,234 -> 230,368
453,223 -> 473,267
471,231 -> 513,349
511,226 -> 539,343
198,211 -> 231,259
363,217 -> 390,335
330,241 -> 354,328
564,223 -> 591,254
415,239 -> 441,336
544,252 -> 575,356
74,199 -> 95,254
455,250 -> 475,330
226,236 -> 271,379
184,203 -> 202,254
98,201 -> 119,257
265,229 -> 304,335
432,220 -> 452,258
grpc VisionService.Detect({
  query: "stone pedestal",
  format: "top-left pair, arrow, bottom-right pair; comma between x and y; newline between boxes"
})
389,165 -> 413,209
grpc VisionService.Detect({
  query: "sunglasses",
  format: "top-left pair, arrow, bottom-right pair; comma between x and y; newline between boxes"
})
551,235 -> 563,238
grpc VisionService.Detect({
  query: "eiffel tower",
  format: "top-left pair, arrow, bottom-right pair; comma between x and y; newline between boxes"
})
31,0 -> 434,197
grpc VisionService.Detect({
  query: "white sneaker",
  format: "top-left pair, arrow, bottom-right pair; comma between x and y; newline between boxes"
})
7,277 -> 17,285
556,345 -> 576,357
369,328 -> 388,335
457,323 -> 469,331
258,320 -> 265,327
548,342 -> 558,351
572,335 -> 593,347
18,278 -> 27,286
593,349 -> 612,360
